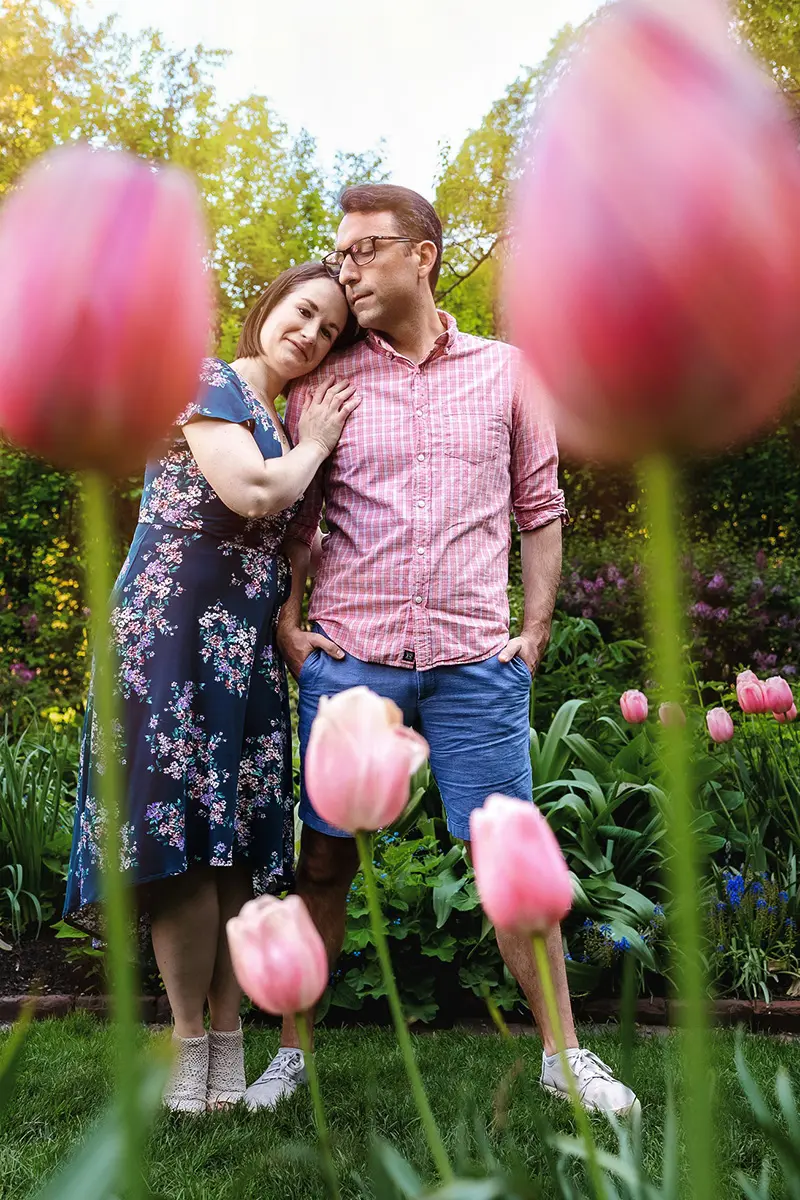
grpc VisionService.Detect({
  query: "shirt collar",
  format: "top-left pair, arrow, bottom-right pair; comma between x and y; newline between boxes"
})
366,310 -> 457,363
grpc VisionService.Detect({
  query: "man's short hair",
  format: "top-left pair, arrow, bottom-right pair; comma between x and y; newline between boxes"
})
339,184 -> 443,294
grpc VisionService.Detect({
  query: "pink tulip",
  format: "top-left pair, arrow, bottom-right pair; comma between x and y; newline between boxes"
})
470,794 -> 573,935
659,702 -> 686,727
737,678 -> 768,715
620,689 -> 648,723
227,895 -> 328,1016
305,686 -> 429,833
774,703 -> 798,723
505,0 -> 800,462
763,676 -> 794,714
736,670 -> 760,686
0,144 -> 210,475
706,707 -> 734,743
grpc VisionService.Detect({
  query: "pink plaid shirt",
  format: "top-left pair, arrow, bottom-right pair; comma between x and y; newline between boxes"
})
284,312 -> 566,670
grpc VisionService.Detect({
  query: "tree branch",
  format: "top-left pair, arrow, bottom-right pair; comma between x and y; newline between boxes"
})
435,236 -> 502,301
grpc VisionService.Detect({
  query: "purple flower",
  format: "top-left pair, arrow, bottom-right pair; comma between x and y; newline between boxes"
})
707,572 -> 728,593
21,612 -> 39,633
691,601 -> 714,620
713,608 -> 729,623
10,663 -> 35,683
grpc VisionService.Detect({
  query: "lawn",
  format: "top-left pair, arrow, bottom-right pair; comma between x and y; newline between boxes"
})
0,1015 -> 796,1199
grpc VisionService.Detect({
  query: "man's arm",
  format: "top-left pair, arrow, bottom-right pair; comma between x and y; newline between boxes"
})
498,521 -> 562,672
501,358 -> 568,672
277,537 -> 344,678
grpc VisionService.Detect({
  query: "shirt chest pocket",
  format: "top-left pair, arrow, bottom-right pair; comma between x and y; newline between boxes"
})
436,404 -> 506,466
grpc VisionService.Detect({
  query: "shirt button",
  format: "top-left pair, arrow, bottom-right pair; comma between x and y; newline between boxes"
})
417,546 -> 425,555
417,453 -> 425,462
417,499 -> 425,508
414,595 -> 423,604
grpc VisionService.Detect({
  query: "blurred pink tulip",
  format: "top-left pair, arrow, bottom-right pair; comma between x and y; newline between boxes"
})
659,702 -> 686,727
774,703 -> 798,723
0,144 -> 210,475
763,676 -> 794,714
736,670 -> 760,687
470,794 -> 573,935
620,689 -> 648,723
737,677 -> 768,715
227,895 -> 328,1016
505,0 -> 800,462
305,686 -> 429,833
706,707 -> 734,743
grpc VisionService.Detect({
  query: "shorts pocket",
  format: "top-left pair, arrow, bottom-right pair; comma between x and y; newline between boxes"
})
298,648 -> 322,680
507,653 -> 532,681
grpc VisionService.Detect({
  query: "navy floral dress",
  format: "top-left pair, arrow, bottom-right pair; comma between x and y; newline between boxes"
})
64,358 -> 297,936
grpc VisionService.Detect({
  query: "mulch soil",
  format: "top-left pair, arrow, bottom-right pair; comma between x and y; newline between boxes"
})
0,929 -> 104,997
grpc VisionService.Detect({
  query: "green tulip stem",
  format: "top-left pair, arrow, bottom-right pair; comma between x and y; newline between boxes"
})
531,934 -> 605,1199
296,1011 -> 340,1200
642,453 -> 713,1199
81,472 -> 141,1200
354,830 -> 453,1183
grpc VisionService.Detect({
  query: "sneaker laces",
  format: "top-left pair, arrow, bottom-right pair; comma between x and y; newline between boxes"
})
256,1050 -> 304,1087
565,1049 -> 616,1100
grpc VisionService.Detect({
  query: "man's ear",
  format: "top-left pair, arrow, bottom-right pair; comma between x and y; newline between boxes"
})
416,240 -> 439,282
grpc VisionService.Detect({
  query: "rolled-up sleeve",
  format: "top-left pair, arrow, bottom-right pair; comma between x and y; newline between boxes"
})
284,379 -> 324,547
510,363 -> 568,531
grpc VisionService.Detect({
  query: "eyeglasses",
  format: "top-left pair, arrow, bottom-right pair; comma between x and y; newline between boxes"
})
322,235 -> 413,278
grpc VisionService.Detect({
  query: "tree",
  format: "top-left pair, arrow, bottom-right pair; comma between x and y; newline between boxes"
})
433,24 -> 584,336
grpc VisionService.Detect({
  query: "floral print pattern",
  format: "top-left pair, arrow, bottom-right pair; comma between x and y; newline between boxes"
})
64,359 -> 298,937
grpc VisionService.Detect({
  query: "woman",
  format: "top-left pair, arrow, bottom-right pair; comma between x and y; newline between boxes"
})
63,262 -> 360,1113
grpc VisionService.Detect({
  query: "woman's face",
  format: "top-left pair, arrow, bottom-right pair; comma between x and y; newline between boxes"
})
259,277 -> 349,380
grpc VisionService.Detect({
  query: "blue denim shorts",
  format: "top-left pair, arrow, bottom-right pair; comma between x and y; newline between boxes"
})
296,638 -> 533,841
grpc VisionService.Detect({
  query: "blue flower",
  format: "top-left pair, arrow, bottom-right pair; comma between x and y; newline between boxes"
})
779,891 -> 789,903
654,904 -> 665,917
583,918 -> 594,930
565,952 -> 573,962
786,918 -> 796,930
724,872 -> 745,908
751,881 -> 764,896
715,901 -> 726,912
756,898 -> 768,910
599,923 -> 612,937
717,944 -> 725,953
613,937 -> 631,953
768,906 -> 776,914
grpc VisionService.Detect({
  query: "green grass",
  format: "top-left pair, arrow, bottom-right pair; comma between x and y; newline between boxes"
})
0,1014 -> 797,1198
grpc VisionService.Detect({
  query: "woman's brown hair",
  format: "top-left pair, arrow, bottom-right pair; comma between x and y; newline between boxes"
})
235,261 -> 361,358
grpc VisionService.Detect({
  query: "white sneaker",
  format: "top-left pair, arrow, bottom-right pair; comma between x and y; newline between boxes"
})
540,1048 -> 640,1118
244,1047 -> 307,1111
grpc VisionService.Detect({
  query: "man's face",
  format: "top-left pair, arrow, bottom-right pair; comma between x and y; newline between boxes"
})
335,210 -> 421,331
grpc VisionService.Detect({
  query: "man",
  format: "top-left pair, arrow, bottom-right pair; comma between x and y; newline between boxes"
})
244,184 -> 638,1118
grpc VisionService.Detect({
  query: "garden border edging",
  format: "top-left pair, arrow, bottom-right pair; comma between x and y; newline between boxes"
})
2,995 -> 800,1032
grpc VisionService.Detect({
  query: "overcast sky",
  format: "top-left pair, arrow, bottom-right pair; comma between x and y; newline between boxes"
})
79,0 -> 598,196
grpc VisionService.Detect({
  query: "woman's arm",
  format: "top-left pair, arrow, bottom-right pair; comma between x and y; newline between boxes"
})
182,377 -> 358,519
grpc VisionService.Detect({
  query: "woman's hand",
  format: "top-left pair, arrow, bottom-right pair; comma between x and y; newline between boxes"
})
298,376 -> 360,456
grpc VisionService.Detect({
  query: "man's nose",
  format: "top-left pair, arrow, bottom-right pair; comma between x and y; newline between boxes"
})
339,255 -> 359,286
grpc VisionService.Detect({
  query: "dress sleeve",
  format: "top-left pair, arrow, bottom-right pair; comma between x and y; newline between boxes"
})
175,358 -> 252,427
